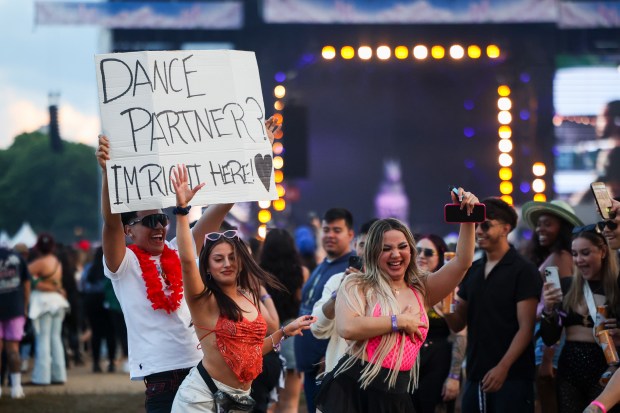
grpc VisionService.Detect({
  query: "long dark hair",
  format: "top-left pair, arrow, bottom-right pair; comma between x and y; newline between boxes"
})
525,214 -> 574,267
197,235 -> 283,321
260,228 -> 304,321
418,234 -> 448,272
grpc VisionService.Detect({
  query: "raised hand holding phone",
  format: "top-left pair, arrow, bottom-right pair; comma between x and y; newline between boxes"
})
591,182 -> 615,219
445,186 -> 486,223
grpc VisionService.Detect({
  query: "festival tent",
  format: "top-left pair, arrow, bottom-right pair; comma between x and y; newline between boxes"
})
10,222 -> 37,248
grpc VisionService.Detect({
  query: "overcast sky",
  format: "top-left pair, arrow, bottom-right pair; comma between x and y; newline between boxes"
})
0,0 -> 102,149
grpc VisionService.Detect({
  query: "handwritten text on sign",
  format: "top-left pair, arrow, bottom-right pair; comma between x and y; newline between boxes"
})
95,50 -> 277,213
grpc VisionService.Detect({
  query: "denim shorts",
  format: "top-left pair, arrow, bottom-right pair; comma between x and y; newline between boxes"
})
0,316 -> 26,341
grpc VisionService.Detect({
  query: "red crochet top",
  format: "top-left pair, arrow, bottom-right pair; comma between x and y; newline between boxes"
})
195,294 -> 267,383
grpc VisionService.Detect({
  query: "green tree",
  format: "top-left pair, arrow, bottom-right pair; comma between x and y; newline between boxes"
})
0,132 -> 99,243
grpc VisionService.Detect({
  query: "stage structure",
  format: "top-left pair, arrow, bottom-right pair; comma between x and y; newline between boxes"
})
36,0 -> 620,235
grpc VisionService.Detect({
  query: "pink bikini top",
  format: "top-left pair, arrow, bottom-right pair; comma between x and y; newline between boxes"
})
366,287 -> 428,371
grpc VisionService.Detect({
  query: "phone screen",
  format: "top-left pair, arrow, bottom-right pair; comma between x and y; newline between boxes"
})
591,182 -> 613,219
444,203 -> 486,223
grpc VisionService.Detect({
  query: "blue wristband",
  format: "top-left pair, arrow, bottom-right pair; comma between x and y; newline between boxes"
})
391,314 -> 398,333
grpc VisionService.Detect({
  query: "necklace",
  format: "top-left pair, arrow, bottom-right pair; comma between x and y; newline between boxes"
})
128,244 -> 183,314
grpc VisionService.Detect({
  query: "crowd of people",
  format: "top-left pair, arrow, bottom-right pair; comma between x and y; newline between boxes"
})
0,113 -> 620,413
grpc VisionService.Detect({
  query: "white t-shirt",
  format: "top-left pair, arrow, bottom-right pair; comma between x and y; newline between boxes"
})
103,240 -> 202,379
310,271 -> 348,373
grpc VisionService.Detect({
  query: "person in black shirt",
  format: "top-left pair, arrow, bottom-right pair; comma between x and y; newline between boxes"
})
444,197 -> 542,413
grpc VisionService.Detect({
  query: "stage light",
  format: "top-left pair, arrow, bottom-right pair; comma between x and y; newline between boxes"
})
258,209 -> 272,224
274,170 -> 283,183
501,195 -> 513,205
532,178 -> 546,193
322,46 -> 336,60
273,156 -> 284,169
498,85 -> 511,96
272,142 -> 283,155
258,224 -> 267,239
532,162 -> 546,177
498,125 -> 512,139
498,111 -> 512,125
358,46 -> 372,60
341,46 -> 355,59
534,193 -> 547,202
274,128 -> 283,140
274,72 -> 286,83
463,127 -> 475,138
499,153 -> 513,167
520,109 -> 530,120
500,181 -> 513,195
274,85 -> 286,99
274,100 -> 284,111
499,167 -> 513,181
395,46 -> 408,59
520,182 -> 531,193
413,45 -> 428,59
487,44 -> 500,58
449,45 -> 465,59
467,45 -> 481,59
273,198 -> 286,211
498,139 -> 513,153
497,97 -> 512,111
276,184 -> 286,197
377,46 -> 391,60
258,200 -> 271,209
272,113 -> 283,125
431,46 -> 445,59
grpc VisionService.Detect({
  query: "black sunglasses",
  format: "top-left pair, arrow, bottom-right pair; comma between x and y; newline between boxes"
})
127,213 -> 169,229
476,221 -> 494,232
597,220 -> 619,232
416,247 -> 437,258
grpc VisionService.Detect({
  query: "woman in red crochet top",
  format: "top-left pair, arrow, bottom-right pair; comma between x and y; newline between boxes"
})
169,164 -> 316,412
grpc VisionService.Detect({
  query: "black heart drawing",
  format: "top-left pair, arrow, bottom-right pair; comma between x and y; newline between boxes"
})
254,153 -> 273,192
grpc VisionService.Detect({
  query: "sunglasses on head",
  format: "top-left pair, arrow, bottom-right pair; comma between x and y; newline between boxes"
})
597,220 -> 619,232
572,224 -> 599,234
416,247 -> 437,258
476,221 -> 494,232
204,230 -> 239,243
127,213 -> 169,229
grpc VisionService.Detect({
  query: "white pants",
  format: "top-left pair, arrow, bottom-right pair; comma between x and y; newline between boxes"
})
171,365 -> 251,412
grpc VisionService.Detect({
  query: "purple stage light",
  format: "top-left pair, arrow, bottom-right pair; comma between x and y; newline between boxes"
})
520,110 -> 530,120
464,100 -> 474,110
463,127 -> 475,138
275,72 -> 286,83
520,182 -> 531,193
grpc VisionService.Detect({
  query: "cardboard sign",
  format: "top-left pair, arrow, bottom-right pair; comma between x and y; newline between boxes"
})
95,50 -> 276,213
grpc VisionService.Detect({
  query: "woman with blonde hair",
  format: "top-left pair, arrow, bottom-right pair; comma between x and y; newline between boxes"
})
541,226 -> 620,413
316,188 -> 478,413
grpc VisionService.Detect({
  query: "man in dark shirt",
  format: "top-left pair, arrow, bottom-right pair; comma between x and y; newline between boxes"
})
444,197 -> 541,413
0,246 -> 31,399
295,208 -> 354,413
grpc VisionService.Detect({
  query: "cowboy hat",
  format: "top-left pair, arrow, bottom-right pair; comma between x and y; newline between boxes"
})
521,199 -> 583,230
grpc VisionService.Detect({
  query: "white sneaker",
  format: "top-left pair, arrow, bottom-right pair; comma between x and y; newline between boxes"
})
11,386 -> 25,399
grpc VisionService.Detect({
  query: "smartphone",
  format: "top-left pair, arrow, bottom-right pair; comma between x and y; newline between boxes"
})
444,203 -> 486,223
544,266 -> 561,290
348,255 -> 363,271
591,182 -> 614,219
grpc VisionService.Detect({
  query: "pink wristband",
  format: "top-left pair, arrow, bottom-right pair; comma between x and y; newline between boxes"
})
591,401 -> 607,413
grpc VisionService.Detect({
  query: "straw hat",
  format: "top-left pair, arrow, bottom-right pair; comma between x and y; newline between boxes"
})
521,199 -> 583,230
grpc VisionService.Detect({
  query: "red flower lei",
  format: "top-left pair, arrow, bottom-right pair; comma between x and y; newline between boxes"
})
128,244 -> 183,314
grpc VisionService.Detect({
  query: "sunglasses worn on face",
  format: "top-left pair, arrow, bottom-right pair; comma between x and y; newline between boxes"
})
416,247 -> 437,258
204,230 -> 239,243
128,213 -> 169,229
597,220 -> 619,232
476,221 -> 494,232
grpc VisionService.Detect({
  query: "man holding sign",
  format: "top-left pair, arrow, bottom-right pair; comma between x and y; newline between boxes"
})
94,49 -> 280,413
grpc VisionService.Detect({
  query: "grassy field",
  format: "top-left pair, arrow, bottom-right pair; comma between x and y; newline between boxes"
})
0,393 -> 144,413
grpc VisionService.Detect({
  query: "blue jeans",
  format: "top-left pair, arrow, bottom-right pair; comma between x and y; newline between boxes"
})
31,310 -> 67,384
462,379 -> 534,413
